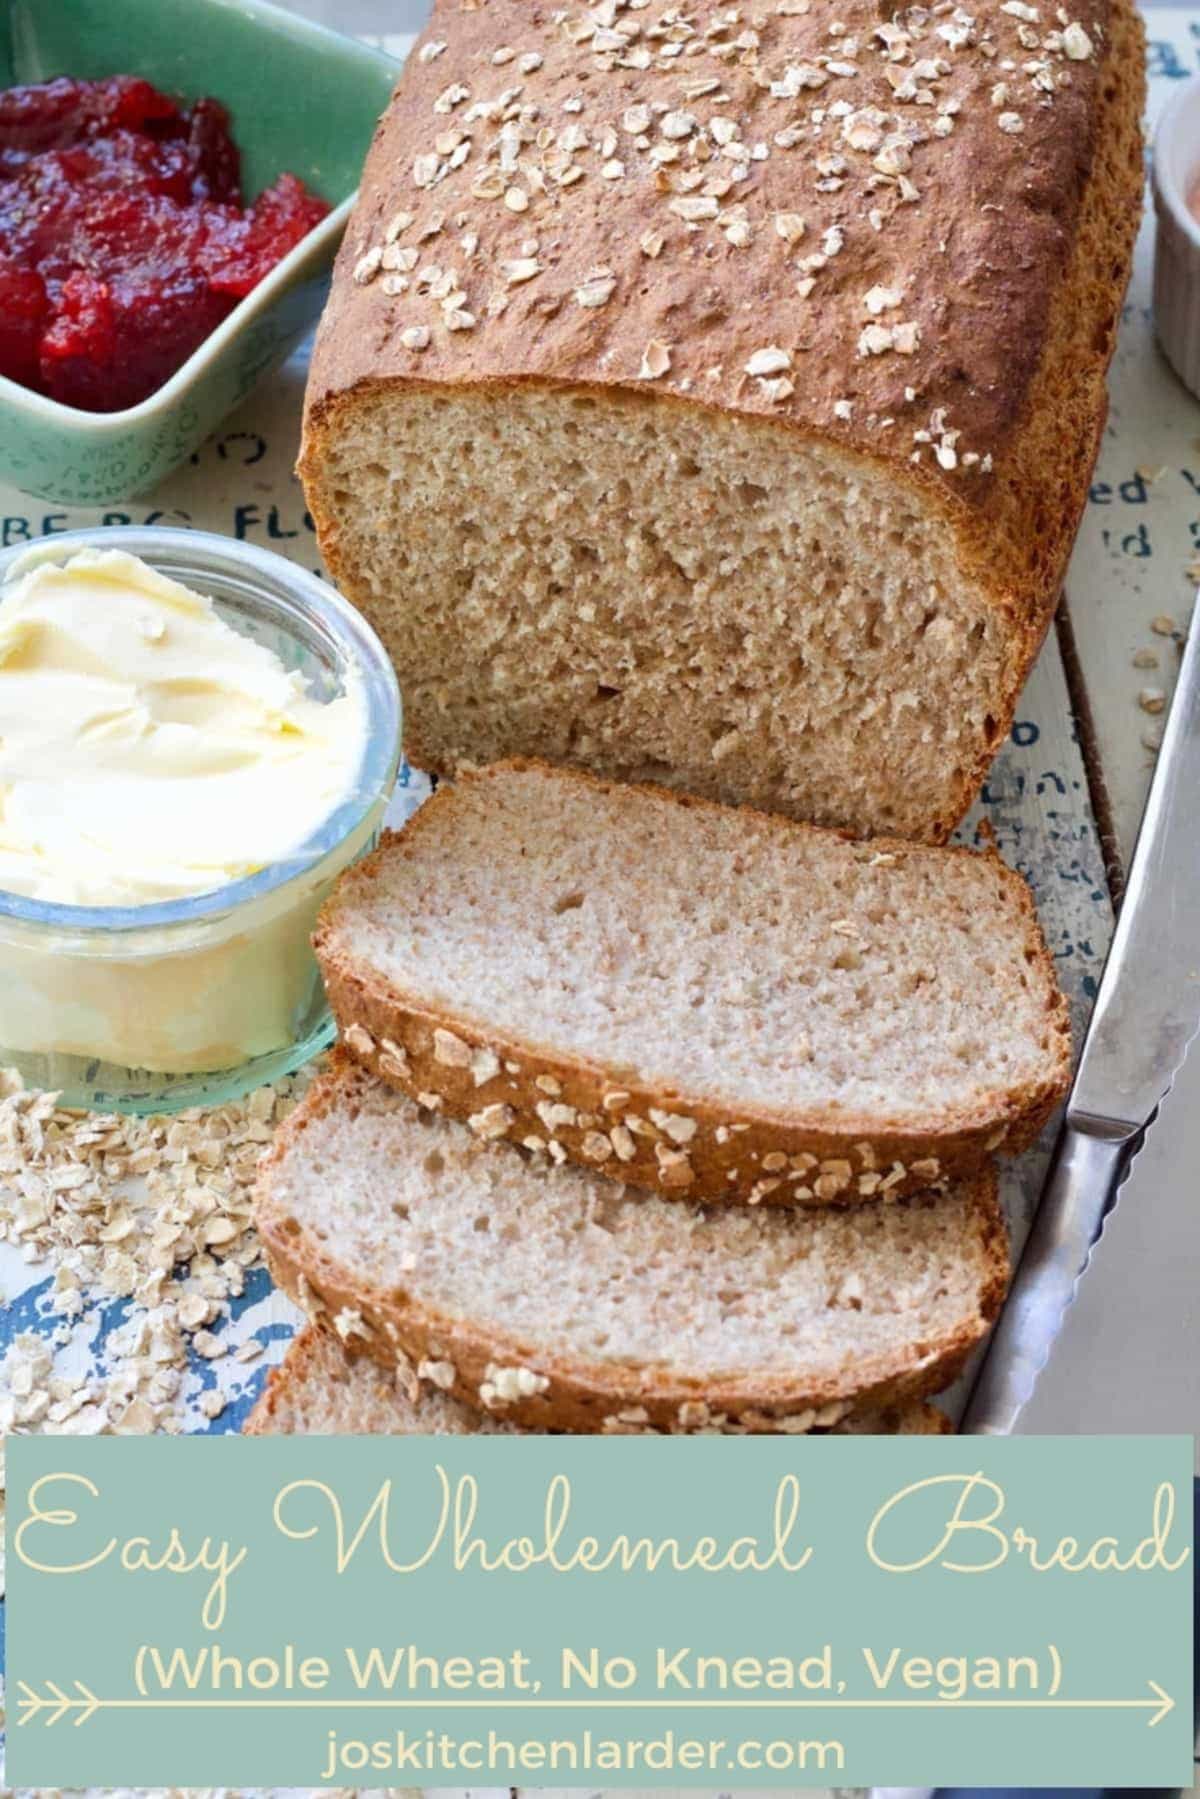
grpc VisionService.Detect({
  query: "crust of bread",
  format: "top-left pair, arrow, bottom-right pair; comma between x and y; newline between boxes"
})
255,1058 -> 1008,1433
315,759 -> 1072,1208
298,0 -> 1145,843
245,1322 -> 952,1437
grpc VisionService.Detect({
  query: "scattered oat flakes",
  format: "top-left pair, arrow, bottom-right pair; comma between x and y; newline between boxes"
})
649,1108 -> 698,1144
745,346 -> 792,378
501,256 -> 541,284
470,1046 -> 501,1086
609,1124 -> 637,1161
419,1357 -> 456,1390
759,375 -> 795,402
480,1362 -> 549,1407
433,1027 -> 473,1068
863,284 -> 904,315
575,267 -> 617,307
0,1073 -> 307,1439
670,194 -> 719,222
468,1102 -> 515,1139
639,339 -> 672,379
333,1307 -> 371,1343
536,1099 -> 579,1133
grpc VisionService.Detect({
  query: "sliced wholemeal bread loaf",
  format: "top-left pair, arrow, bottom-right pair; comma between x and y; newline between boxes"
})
256,1057 -> 1006,1433
316,760 -> 1070,1206
300,0 -> 1144,842
245,1324 -> 950,1437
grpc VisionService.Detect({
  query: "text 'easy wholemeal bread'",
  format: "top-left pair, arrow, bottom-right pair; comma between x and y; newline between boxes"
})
316,760 -> 1071,1205
256,1055 -> 1007,1433
299,0 -> 1144,841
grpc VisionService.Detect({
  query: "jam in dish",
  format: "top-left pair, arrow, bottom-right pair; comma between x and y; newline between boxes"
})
0,76 -> 329,412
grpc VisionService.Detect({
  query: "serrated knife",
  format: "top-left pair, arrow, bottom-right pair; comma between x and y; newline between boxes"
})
1011,1028 -> 1200,1449
963,601 -> 1200,1435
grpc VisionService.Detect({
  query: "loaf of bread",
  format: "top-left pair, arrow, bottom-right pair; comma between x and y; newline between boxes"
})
256,1056 -> 1006,1432
317,760 -> 1071,1205
300,0 -> 1143,841
246,1323 -> 950,1436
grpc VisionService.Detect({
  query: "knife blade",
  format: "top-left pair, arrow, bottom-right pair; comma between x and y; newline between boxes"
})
1013,1030 -> 1200,1454
964,600 -> 1200,1434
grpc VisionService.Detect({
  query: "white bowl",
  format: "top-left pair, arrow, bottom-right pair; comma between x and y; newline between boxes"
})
1153,73 -> 1200,401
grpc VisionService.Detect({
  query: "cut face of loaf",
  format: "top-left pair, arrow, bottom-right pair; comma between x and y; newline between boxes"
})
308,390 -> 1012,841
316,760 -> 1071,1206
245,1323 -> 950,1438
256,1057 -> 1007,1433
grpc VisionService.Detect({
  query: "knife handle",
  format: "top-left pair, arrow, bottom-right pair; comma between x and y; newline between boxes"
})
962,1124 -> 1133,1435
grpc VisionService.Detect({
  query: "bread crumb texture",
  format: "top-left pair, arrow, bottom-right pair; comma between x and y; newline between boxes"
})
302,0 -> 1144,839
317,761 -> 1071,1179
256,1055 -> 1008,1427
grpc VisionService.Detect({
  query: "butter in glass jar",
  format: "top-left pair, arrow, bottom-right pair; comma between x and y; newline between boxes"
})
0,528 -> 400,1111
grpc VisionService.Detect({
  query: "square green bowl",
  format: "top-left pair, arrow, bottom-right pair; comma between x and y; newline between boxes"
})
0,0 -> 399,504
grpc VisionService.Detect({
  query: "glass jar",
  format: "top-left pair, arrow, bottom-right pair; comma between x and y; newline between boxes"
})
0,526 -> 400,1112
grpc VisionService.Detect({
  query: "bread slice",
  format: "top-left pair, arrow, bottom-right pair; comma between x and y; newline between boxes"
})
256,1056 -> 1007,1432
246,1324 -> 950,1438
300,0 -> 1143,842
316,760 -> 1070,1206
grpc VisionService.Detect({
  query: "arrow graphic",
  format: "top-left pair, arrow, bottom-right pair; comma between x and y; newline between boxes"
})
13,1678 -> 1174,1728
16,1680 -> 100,1729
1147,1681 -> 1176,1728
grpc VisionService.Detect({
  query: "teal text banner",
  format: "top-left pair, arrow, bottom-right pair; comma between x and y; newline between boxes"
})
6,1434 -> 1194,1788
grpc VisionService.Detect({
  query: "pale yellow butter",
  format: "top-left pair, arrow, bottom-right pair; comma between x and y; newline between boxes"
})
0,549 -> 373,1074
0,548 -> 365,906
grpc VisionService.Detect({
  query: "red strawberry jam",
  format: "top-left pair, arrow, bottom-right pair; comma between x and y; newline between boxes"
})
0,76 -> 328,411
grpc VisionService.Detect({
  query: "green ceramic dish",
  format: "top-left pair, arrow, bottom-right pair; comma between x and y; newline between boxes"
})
0,0 -> 398,505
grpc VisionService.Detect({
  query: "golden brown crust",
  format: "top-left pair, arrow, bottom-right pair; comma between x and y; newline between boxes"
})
300,0 -> 1145,844
254,1056 -> 1008,1433
314,758 -> 1072,1205
968,0 -> 1145,620
245,1322 -> 952,1435
305,0 -> 1136,493
244,1326 -> 335,1436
